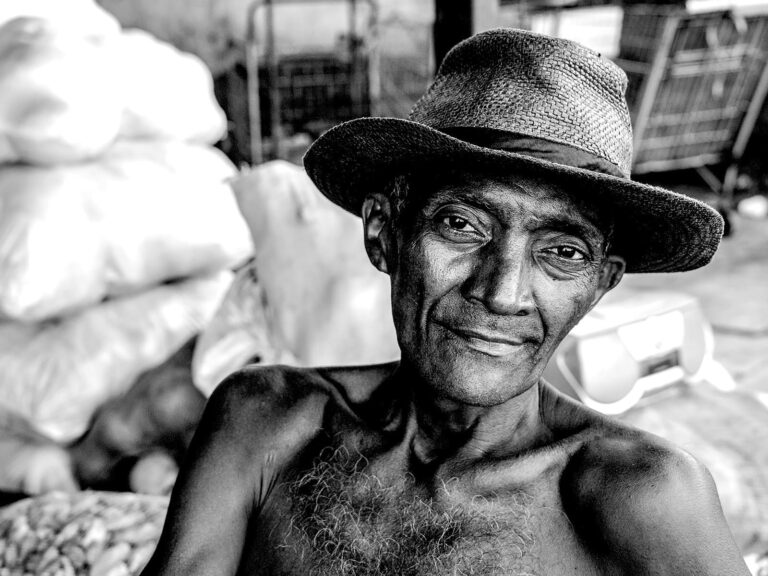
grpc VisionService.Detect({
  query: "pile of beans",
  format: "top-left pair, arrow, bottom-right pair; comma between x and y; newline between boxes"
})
0,491 -> 168,576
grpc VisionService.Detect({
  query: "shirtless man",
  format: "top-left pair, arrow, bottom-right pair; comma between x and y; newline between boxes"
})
142,29 -> 749,575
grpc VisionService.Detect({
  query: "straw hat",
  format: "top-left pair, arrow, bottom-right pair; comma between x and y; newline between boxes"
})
303,28 -> 723,273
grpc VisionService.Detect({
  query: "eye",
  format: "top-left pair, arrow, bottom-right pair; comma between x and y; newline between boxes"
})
431,208 -> 487,244
546,245 -> 586,261
442,215 -> 476,232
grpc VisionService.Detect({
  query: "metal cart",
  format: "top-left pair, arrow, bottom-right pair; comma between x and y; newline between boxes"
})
245,0 -> 379,164
616,7 -> 768,233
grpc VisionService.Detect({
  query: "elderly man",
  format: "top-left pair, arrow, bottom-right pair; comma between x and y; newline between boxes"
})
142,29 -> 748,575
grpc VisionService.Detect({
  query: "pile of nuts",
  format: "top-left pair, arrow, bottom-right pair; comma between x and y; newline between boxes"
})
0,491 -> 168,576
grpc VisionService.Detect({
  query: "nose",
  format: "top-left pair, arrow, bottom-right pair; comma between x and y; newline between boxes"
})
461,242 -> 535,316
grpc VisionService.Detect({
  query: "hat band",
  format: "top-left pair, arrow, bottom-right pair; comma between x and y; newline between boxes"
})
441,127 -> 626,179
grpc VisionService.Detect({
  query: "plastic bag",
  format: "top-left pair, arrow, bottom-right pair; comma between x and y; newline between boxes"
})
0,141 -> 252,321
0,16 -> 123,165
114,29 -> 227,145
193,262 -> 295,395
0,0 -> 120,38
0,404 -> 78,494
193,161 -> 399,395
0,8 -> 225,164
0,272 -> 232,442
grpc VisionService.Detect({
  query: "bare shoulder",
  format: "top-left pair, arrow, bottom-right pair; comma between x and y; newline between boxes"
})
561,413 -> 749,575
563,424 -> 713,521
141,365 -> 356,576
541,383 -> 720,519
169,365 -> 340,509
202,362 -> 399,456
211,364 -> 334,415
202,365 -> 338,452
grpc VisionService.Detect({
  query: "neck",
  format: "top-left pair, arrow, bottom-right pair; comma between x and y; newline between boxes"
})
391,362 -> 549,466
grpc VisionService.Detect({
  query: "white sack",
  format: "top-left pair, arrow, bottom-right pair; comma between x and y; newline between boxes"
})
0,141 -> 252,321
0,0 -> 120,39
0,16 -> 123,165
115,29 -> 227,145
193,263 -> 296,394
0,272 -> 232,442
193,161 -> 399,396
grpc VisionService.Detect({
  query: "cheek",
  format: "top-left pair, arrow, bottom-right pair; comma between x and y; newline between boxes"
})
536,276 -> 598,347
390,238 -> 464,347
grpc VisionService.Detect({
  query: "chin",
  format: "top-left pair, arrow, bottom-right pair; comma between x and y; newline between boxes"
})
419,355 -> 539,407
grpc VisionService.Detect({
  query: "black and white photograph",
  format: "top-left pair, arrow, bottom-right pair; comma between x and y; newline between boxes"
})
0,0 -> 767,574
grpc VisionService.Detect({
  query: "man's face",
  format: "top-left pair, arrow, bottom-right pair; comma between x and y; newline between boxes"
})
363,169 -> 624,407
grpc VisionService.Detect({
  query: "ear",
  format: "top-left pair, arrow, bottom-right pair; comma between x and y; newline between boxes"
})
362,193 -> 395,274
589,255 -> 626,309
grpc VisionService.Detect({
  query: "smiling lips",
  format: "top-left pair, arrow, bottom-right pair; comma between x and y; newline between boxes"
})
441,324 -> 534,357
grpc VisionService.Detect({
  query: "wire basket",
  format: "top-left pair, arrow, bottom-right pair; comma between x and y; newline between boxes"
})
617,8 -> 768,174
244,0 -> 379,163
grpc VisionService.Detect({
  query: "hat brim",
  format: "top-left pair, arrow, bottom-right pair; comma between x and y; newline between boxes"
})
303,117 -> 724,273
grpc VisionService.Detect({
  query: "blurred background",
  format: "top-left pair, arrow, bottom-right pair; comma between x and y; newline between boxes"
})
0,0 -> 767,574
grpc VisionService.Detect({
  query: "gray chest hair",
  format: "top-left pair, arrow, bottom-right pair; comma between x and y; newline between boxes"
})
281,447 -> 537,576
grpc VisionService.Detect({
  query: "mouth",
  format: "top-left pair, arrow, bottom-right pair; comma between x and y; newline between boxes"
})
439,324 -> 529,358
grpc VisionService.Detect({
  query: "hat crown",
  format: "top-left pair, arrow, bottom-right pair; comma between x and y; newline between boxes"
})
410,28 -> 633,176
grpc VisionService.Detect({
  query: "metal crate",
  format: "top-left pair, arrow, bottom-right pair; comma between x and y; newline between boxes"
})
616,7 -> 768,229
245,0 -> 379,163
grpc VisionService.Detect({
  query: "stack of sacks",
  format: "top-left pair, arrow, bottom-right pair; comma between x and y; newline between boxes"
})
0,1 -> 253,445
0,0 -> 227,164
193,161 -> 400,396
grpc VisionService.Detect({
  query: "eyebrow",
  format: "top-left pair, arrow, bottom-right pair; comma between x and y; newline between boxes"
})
420,187 -> 504,217
526,213 -> 604,248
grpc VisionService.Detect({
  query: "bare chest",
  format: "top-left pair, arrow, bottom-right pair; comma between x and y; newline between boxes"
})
245,448 -> 600,576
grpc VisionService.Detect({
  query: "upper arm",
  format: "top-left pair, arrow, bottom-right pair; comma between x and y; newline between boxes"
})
564,435 -> 751,576
141,367 -> 327,576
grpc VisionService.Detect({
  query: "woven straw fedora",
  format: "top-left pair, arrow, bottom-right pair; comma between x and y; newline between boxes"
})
303,28 -> 723,273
